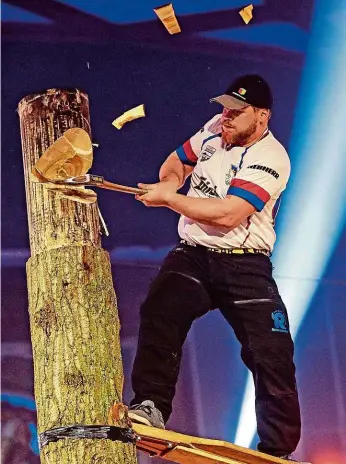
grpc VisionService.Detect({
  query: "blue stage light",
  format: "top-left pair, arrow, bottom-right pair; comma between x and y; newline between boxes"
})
234,0 -> 346,448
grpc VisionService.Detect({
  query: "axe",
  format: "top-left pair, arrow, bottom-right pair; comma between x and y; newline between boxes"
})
34,170 -> 147,196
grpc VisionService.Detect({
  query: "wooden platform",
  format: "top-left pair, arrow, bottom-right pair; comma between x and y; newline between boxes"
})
132,423 -> 289,464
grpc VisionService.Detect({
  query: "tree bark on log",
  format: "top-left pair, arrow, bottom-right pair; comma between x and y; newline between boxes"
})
18,89 -> 137,463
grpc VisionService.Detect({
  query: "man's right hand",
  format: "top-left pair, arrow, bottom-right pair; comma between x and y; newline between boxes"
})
138,177 -> 180,194
136,180 -> 178,207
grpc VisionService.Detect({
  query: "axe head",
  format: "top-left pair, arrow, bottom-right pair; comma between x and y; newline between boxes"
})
51,174 -> 104,186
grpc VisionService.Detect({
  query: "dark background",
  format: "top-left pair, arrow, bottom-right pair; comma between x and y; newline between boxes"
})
2,1 -> 345,463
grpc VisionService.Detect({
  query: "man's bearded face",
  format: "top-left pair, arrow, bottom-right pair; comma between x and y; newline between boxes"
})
221,106 -> 259,146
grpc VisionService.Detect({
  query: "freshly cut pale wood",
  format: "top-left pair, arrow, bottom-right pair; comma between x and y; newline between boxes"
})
112,104 -> 145,129
45,185 -> 97,204
239,4 -> 254,24
164,445 -> 244,464
153,3 -> 181,35
132,423 -> 290,464
33,127 -> 93,181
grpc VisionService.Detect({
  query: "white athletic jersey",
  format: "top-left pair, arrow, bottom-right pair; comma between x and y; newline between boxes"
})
175,114 -> 291,252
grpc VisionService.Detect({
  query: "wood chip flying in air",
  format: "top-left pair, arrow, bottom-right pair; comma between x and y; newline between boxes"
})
239,4 -> 254,24
154,3 -> 181,35
112,104 -> 146,130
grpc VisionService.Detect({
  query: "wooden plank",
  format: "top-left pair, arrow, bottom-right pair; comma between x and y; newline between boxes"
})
164,445 -> 245,464
133,423 -> 289,464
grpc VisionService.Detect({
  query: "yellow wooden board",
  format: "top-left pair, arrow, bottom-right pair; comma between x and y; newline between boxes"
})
133,423 -> 289,464
165,445 -> 246,464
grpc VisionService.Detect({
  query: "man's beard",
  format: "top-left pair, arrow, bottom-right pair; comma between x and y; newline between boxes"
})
221,121 -> 257,146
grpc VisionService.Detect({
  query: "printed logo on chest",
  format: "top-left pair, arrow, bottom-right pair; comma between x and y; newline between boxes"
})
200,145 -> 216,162
191,173 -> 221,198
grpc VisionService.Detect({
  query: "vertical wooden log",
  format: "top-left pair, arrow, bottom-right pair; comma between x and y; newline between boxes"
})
18,89 -> 137,463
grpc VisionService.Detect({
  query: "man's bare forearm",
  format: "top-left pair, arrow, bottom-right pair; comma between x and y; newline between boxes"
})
159,152 -> 192,189
166,193 -> 234,228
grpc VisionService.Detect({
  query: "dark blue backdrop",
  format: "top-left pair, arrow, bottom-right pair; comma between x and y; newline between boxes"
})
2,2 -> 345,464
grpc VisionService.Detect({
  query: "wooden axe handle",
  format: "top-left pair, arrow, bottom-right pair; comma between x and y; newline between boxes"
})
98,180 -> 147,195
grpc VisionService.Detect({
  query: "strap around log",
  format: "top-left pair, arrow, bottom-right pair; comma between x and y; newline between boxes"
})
38,425 -> 137,449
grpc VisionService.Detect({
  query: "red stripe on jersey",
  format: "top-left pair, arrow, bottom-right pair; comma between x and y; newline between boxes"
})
183,140 -> 198,163
231,178 -> 270,203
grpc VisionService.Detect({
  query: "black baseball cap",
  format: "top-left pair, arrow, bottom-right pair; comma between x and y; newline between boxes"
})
210,74 -> 273,110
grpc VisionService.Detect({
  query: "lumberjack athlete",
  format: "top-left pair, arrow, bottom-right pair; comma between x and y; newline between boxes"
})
128,75 -> 307,462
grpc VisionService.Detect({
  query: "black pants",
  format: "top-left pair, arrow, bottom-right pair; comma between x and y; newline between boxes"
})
131,244 -> 301,456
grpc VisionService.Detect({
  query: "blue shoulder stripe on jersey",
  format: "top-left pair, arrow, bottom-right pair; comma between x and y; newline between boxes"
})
176,146 -> 197,166
201,134 -> 221,150
227,186 -> 265,212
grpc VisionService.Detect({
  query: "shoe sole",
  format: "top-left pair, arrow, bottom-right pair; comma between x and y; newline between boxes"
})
128,412 -> 153,427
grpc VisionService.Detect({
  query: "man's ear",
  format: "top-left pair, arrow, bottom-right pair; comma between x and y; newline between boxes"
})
260,109 -> 271,122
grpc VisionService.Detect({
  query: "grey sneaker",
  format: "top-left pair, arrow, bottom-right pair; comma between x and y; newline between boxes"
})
280,455 -> 312,464
128,400 -> 165,429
